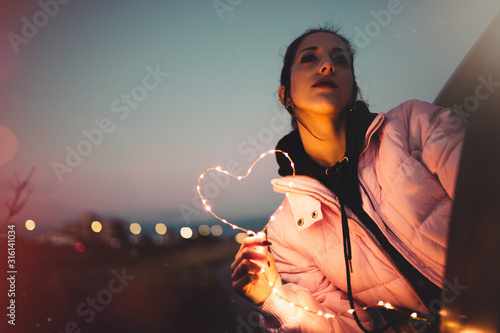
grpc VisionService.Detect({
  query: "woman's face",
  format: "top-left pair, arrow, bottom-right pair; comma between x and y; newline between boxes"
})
282,32 -> 354,118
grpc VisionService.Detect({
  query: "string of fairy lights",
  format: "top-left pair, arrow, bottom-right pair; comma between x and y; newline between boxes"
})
196,149 -> 428,324
196,149 -> 295,235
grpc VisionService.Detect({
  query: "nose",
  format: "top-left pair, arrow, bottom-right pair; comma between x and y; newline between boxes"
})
320,58 -> 335,74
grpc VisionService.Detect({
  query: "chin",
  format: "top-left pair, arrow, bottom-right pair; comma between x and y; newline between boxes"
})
309,100 -> 346,114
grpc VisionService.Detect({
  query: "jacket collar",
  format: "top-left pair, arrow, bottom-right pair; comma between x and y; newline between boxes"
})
360,112 -> 385,157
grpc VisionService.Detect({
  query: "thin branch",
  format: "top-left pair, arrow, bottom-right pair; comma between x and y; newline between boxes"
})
1,166 -> 36,233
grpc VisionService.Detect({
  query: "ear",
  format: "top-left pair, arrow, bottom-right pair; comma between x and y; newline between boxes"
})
278,86 -> 286,106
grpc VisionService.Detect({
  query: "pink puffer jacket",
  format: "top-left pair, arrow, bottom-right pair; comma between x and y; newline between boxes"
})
257,100 -> 466,332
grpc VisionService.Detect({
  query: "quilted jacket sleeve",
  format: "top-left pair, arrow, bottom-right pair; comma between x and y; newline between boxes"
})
255,198 -> 373,332
404,99 -> 467,199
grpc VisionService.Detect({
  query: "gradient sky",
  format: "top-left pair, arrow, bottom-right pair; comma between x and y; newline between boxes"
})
1,0 -> 499,233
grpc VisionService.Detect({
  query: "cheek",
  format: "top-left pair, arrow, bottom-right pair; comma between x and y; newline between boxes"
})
289,70 -> 307,99
340,74 -> 355,98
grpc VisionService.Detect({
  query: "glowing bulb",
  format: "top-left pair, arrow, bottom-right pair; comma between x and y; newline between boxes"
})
325,314 -> 332,318
235,233 -> 248,244
348,309 -> 354,314
317,311 -> 323,316
304,307 -> 309,311
130,223 -> 141,235
75,242 -> 85,253
289,303 -> 294,308
411,312 -> 418,318
269,281 -> 274,287
260,268 -> 265,273
198,225 -> 210,236
25,219 -> 35,231
384,303 -> 393,309
215,166 -> 221,171
378,301 -> 384,306
205,206 -> 211,211
237,176 -> 242,180
270,215 -> 276,221
180,227 -> 193,239
210,224 -> 223,236
260,153 -> 266,158
91,221 -> 102,233
155,223 -> 167,235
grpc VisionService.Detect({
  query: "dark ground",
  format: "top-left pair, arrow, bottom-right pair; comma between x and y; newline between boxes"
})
0,235 -> 262,333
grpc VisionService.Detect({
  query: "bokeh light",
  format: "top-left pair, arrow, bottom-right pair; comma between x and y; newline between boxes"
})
91,221 -> 102,233
210,225 -> 223,237
235,232 -> 248,244
155,223 -> 167,235
75,242 -> 85,253
198,224 -> 210,236
0,125 -> 19,167
25,219 -> 35,231
180,227 -> 193,239
130,223 -> 141,235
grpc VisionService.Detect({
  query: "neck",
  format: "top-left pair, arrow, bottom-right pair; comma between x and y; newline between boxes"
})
297,112 -> 347,167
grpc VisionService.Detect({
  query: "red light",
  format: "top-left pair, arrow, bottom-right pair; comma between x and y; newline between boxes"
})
75,242 -> 85,253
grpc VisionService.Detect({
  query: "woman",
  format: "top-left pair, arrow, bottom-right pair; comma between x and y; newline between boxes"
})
230,27 -> 465,332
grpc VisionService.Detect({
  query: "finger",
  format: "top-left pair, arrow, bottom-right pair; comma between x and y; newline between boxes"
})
231,245 -> 268,272
242,234 -> 272,247
231,259 -> 265,282
235,234 -> 271,261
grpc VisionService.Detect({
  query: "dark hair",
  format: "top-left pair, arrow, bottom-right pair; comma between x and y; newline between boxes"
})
280,26 -> 360,128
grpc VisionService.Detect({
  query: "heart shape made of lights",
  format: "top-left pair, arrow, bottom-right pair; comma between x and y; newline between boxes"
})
196,149 -> 295,236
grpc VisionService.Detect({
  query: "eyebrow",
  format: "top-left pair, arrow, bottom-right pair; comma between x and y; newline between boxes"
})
297,46 -> 350,57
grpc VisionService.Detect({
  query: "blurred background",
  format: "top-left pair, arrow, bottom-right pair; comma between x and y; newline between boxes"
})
0,1 -> 499,332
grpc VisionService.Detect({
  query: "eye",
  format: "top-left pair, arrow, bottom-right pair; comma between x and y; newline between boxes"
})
332,55 -> 349,65
300,54 -> 318,63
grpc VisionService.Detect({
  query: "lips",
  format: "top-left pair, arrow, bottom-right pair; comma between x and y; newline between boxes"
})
313,78 -> 338,88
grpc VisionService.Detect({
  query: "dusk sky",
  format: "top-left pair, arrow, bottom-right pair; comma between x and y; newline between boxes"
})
1,0 -> 499,234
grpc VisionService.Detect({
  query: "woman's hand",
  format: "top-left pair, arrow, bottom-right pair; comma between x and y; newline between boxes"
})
231,234 -> 278,305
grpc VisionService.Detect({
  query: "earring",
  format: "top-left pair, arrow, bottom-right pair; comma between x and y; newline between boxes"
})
349,101 -> 357,112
